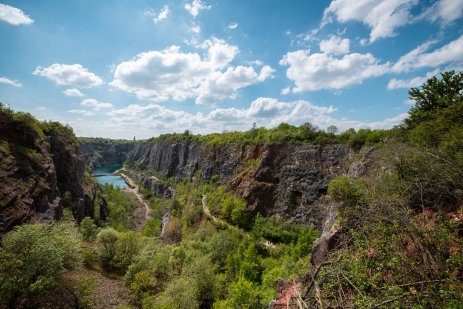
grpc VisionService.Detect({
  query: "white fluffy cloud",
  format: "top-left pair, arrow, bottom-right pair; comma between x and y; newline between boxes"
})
80,99 -> 113,111
420,0 -> 463,25
33,64 -> 103,88
0,76 -> 22,87
85,97 -> 407,139
145,5 -> 170,23
185,0 -> 211,17
110,39 -> 274,104
323,0 -> 417,43
63,88 -> 84,97
319,36 -> 350,55
280,50 -> 389,92
69,109 -> 95,117
0,4 -> 33,25
387,69 -> 440,89
393,35 -> 463,72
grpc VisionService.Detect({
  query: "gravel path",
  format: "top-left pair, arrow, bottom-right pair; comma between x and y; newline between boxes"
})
120,173 -> 151,231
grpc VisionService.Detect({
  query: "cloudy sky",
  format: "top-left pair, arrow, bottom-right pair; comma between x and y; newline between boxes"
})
1,0 -> 462,139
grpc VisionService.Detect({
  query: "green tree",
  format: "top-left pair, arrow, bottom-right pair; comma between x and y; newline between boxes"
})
327,125 -> 338,134
0,224 -> 81,306
114,231 -> 142,270
96,228 -> 119,266
80,217 -> 98,241
406,70 -> 463,128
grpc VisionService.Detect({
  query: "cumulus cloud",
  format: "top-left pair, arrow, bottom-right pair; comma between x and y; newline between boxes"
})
0,4 -> 33,25
281,87 -> 290,95
185,0 -> 211,17
88,97 -> 407,139
280,49 -> 389,92
387,69 -> 440,89
393,35 -> 463,72
145,5 -> 170,23
33,64 -> 103,88
323,0 -> 418,43
63,88 -> 84,97
69,109 -> 95,116
419,0 -> 463,25
80,98 -> 113,111
319,35 -> 350,55
35,106 -> 46,111
228,22 -> 238,29
0,76 -> 22,87
110,39 -> 274,104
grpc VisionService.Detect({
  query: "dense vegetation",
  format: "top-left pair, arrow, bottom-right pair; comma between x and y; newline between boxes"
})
101,180 -> 319,308
150,121 -> 389,149
306,71 -> 463,307
1,71 -> 462,308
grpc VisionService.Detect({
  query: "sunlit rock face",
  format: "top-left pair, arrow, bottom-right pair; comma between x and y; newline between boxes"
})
0,110 -> 102,233
125,139 -> 353,228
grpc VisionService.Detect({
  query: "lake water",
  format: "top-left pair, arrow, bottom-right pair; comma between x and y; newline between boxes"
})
93,163 -> 127,189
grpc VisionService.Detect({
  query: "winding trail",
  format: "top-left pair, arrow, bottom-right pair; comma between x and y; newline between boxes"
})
201,194 -> 276,248
120,173 -> 151,231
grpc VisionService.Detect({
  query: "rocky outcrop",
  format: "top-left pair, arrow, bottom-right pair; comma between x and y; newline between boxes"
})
126,139 -> 352,227
0,111 -> 105,233
80,139 -> 135,169
122,170 -> 174,199
0,112 -> 61,233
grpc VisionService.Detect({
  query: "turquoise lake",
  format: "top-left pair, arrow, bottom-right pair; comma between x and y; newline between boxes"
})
92,163 -> 127,189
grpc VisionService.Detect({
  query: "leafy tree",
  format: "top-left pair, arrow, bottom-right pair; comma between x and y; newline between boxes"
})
327,125 -> 338,134
0,224 -> 81,306
114,231 -> 142,270
226,276 -> 261,308
80,216 -> 98,241
406,70 -> 463,128
96,228 -> 119,265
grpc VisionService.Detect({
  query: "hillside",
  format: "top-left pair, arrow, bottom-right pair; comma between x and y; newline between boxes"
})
0,104 -> 105,233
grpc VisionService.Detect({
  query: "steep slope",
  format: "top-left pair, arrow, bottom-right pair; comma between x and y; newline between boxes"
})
125,139 -> 352,227
0,111 -> 61,233
0,107 -> 104,233
79,138 -> 135,169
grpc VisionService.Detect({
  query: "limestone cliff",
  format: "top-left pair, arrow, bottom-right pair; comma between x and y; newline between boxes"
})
125,139 -> 353,227
79,138 -> 135,169
0,109 -> 104,233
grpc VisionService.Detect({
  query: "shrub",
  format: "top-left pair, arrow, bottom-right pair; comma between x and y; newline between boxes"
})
80,217 -> 98,241
114,231 -> 142,271
96,228 -> 119,267
0,223 -> 81,305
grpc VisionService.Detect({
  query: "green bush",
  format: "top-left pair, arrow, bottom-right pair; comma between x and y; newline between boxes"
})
0,223 -> 81,305
80,217 -> 98,241
96,227 -> 119,268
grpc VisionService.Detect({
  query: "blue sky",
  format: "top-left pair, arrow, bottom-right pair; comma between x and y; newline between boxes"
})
0,0 -> 462,139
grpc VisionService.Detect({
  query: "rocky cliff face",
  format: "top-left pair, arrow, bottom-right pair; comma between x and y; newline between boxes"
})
0,113 -> 61,233
0,110 -> 104,233
126,139 -> 353,227
80,139 -> 135,169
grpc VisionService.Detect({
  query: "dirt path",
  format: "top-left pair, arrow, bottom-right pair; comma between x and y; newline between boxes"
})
202,194 -> 276,248
61,268 -> 131,309
120,173 -> 151,232
202,194 -> 228,226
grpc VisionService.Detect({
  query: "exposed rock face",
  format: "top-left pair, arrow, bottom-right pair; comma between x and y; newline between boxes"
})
0,113 -> 61,233
80,139 -> 134,169
126,139 -> 352,227
123,170 -> 174,199
0,111 -> 105,233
